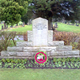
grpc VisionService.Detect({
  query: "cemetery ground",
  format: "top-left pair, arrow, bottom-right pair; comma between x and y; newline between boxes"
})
0,21 -> 80,79
0,69 -> 80,80
0,22 -> 80,33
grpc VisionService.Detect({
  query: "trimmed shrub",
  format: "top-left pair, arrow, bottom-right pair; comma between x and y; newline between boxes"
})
53,31 -> 80,45
76,40 -> 80,50
70,42 -> 78,50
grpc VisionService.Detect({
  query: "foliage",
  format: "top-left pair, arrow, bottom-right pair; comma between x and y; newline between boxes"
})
70,42 -> 78,50
53,31 -> 80,45
0,31 -> 16,52
76,40 -> 80,50
0,0 -> 28,25
23,32 -> 28,41
29,0 -> 80,29
13,0 -> 32,24
21,10 -> 33,24
1,58 -> 80,69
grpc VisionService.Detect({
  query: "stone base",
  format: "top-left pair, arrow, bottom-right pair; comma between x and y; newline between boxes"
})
16,41 -> 64,47
1,50 -> 80,58
1,41 -> 80,59
0,55 -> 80,60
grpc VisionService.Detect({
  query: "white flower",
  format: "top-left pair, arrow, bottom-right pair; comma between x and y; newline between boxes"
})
37,55 -> 43,59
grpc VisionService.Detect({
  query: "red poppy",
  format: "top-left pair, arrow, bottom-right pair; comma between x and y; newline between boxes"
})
38,59 -> 43,62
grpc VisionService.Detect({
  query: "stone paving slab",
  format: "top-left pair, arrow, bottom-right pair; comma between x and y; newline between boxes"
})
64,50 -> 79,56
56,46 -> 72,51
51,51 -> 64,56
23,47 -> 56,52
7,47 -> 23,52
1,51 -> 9,57
17,52 -> 32,57
16,41 -> 32,47
8,52 -> 17,56
48,41 -> 64,46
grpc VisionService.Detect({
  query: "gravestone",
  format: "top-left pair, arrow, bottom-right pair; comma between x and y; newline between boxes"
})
32,18 -> 48,47
1,26 -> 4,30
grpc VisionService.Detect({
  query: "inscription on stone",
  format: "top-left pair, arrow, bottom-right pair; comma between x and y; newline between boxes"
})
32,17 -> 48,46
34,23 -> 46,30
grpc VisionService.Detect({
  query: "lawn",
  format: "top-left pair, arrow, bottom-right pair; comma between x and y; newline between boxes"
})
2,22 -> 80,33
9,25 -> 32,32
57,22 -> 80,33
0,69 -> 80,80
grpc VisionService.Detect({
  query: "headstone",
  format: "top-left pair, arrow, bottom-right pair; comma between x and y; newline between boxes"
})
32,17 -> 48,47
22,22 -> 25,27
27,19 -> 32,25
54,23 -> 58,28
1,26 -> 4,30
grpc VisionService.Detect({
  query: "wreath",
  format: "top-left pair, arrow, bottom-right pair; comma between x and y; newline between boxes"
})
34,51 -> 48,65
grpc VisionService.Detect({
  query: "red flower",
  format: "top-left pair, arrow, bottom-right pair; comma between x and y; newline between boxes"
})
38,59 -> 43,62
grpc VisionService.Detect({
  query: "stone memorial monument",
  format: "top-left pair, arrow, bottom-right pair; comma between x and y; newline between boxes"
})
1,17 -> 80,59
32,18 -> 48,47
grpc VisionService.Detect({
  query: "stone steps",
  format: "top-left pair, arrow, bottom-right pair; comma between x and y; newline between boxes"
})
56,46 -> 72,51
51,50 -> 79,56
7,47 -> 23,52
7,47 -> 56,52
16,41 -> 64,47
1,56 -> 80,59
6,45 -> 79,58
16,41 -> 32,47
1,50 -> 79,58
7,46 -> 72,52
48,41 -> 64,46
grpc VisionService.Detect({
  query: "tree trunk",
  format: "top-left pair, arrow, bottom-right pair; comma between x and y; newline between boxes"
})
3,22 -> 7,29
48,18 -> 53,30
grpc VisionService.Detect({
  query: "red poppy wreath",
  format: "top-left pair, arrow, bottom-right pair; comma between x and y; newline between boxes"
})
35,51 -> 48,64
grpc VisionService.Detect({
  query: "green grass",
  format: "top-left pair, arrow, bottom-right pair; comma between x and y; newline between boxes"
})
56,22 -> 80,33
8,25 -> 32,32
0,69 -> 80,80
1,22 -> 80,33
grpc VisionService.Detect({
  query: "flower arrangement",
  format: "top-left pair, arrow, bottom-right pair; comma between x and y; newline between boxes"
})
34,51 -> 48,65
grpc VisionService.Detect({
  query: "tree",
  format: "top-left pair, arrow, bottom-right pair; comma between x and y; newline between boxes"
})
0,0 -> 28,26
29,0 -> 80,30
21,10 -> 33,25
13,0 -> 32,25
